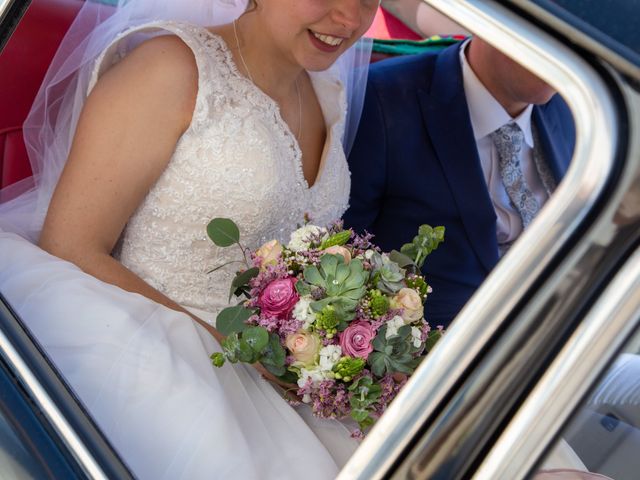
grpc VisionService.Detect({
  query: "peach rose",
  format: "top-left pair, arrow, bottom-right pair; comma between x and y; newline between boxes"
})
392,288 -> 424,322
323,245 -> 352,264
255,239 -> 283,269
285,331 -> 322,366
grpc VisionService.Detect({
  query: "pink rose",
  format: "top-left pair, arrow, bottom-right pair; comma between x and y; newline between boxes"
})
285,331 -> 322,366
255,239 -> 283,270
258,277 -> 299,318
324,245 -> 352,264
339,321 -> 376,359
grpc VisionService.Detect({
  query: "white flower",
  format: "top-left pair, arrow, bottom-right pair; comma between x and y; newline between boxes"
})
410,326 -> 422,348
319,345 -> 342,372
292,296 -> 316,329
297,366 -> 328,388
385,315 -> 406,339
288,225 -> 327,252
364,249 -> 375,260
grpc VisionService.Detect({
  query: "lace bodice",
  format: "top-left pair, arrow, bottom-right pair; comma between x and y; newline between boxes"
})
90,21 -> 350,316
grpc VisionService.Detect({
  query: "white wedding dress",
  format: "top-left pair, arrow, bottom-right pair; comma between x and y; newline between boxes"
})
0,21 -> 357,479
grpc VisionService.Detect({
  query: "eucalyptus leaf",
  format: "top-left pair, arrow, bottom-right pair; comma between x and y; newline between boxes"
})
262,362 -> 286,377
424,329 -> 443,352
207,217 -> 240,247
229,267 -> 259,301
277,370 -> 298,384
216,305 -> 254,336
388,250 -> 415,268
261,333 -> 286,370
237,339 -> 257,363
243,326 -> 269,353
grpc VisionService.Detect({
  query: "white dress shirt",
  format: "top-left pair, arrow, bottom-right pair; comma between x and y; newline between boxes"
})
459,40 -> 549,245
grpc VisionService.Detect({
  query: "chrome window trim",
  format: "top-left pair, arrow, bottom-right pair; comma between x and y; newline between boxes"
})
340,1 -> 618,478
0,0 -> 12,22
0,327 -> 109,479
475,244 -> 640,479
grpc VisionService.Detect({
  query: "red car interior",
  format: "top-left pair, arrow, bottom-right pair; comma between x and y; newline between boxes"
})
0,0 -> 82,189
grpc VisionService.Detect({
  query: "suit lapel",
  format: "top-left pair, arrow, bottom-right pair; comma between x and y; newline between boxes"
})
532,105 -> 568,183
418,44 -> 499,272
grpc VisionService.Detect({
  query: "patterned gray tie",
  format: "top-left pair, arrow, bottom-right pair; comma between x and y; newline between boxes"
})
491,123 -> 540,230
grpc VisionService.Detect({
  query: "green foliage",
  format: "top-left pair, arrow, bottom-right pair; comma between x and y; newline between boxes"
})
368,289 -> 390,318
369,252 -> 405,295
260,333 -> 287,377
211,327 -> 286,379
348,376 -> 382,430
302,254 -> 368,322
210,352 -> 225,367
405,275 -> 430,299
400,224 -> 445,269
368,325 -> 422,377
319,230 -> 352,249
207,217 -> 240,247
216,305 -> 255,336
423,328 -> 443,354
315,305 -> 340,338
229,267 -> 259,301
333,357 -> 365,382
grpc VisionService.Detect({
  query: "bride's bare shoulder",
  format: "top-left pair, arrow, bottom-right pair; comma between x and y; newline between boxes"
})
90,33 -> 199,130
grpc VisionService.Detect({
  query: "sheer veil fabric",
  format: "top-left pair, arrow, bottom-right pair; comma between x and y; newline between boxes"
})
0,0 -> 372,240
0,0 -> 372,477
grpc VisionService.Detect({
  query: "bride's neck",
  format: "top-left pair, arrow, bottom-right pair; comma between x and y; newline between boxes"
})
223,14 -> 304,101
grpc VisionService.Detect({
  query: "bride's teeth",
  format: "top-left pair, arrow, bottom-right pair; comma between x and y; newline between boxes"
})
312,32 -> 344,47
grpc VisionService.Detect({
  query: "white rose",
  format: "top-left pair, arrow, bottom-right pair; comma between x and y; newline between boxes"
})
319,345 -> 342,372
391,288 -> 424,322
288,225 -> 327,252
292,296 -> 316,329
411,326 -> 422,348
385,315 -> 406,339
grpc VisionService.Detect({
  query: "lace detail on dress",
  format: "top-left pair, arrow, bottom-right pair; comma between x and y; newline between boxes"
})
92,21 -> 350,318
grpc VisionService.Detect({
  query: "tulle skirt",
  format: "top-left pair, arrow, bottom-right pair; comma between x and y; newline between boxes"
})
0,231 -> 357,479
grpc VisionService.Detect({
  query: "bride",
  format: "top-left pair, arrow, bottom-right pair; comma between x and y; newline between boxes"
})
0,0 -> 378,478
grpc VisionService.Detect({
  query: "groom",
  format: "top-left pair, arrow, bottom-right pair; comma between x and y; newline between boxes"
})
343,37 -> 575,328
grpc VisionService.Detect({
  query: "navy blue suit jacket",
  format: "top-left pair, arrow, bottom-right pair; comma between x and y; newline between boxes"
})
344,43 -> 575,327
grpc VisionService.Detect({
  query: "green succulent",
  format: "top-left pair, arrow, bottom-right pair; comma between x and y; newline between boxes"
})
367,289 -> 390,318
369,252 -> 406,295
368,325 -> 422,377
333,356 -> 366,382
302,254 -> 369,322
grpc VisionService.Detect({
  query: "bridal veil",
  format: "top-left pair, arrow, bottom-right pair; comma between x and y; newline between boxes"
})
0,0 -> 372,240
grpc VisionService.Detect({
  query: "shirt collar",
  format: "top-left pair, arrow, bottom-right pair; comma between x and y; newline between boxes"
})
459,39 -> 534,147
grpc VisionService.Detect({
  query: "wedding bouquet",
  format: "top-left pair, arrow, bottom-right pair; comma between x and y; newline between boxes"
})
208,218 -> 444,435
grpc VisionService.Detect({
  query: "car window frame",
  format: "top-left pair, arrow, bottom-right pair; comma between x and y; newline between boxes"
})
340,0 -> 638,479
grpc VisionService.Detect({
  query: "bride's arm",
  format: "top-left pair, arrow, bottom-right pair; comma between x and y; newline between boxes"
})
39,35 -> 221,344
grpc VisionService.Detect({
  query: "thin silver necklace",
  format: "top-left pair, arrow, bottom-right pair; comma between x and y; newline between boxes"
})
233,19 -> 302,142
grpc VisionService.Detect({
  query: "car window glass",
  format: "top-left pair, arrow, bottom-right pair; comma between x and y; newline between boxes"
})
531,0 -> 640,67
0,406 -> 52,479
538,329 -> 640,480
